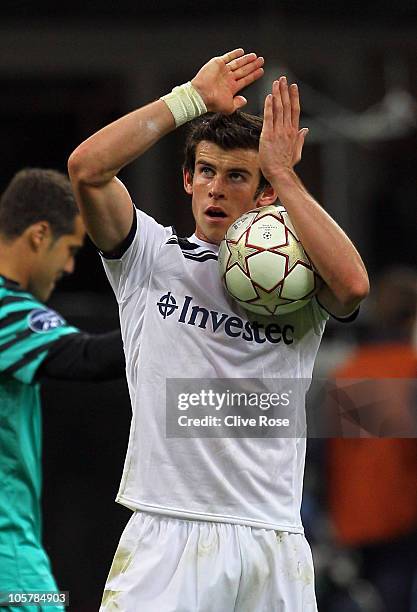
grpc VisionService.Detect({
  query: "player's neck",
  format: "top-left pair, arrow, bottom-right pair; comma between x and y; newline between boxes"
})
194,227 -> 221,246
0,238 -> 31,289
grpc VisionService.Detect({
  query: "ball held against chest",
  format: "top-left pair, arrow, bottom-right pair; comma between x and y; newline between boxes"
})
218,204 -> 321,315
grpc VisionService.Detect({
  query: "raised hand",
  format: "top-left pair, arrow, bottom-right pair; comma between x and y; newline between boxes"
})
191,48 -> 264,114
259,76 -> 308,182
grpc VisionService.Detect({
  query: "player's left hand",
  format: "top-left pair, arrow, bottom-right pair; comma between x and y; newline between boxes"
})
259,77 -> 308,182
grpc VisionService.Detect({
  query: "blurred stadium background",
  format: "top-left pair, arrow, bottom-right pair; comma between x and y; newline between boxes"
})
1,1 -> 416,610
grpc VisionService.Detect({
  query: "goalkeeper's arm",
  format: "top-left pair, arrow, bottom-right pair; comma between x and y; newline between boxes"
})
36,330 -> 125,381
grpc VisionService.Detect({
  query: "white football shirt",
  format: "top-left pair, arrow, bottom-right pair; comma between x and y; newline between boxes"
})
102,208 -> 328,532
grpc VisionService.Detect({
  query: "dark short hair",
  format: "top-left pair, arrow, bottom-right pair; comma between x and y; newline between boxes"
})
0,168 -> 78,241
183,111 -> 269,195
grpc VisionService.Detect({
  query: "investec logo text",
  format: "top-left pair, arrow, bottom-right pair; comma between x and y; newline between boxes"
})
157,292 -> 294,345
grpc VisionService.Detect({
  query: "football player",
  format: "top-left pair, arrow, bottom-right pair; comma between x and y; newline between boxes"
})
0,168 -> 125,611
69,49 -> 369,611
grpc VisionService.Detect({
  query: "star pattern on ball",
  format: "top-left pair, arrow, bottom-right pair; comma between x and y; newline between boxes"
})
226,231 -> 258,275
280,213 -> 300,242
254,207 -> 283,223
249,286 -> 292,314
271,230 -> 307,272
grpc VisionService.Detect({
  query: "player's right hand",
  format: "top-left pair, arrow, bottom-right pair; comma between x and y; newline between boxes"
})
191,49 -> 264,114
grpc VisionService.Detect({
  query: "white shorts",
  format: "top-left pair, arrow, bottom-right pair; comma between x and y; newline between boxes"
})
100,512 -> 318,612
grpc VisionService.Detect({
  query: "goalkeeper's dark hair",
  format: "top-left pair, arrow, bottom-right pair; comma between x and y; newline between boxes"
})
183,111 -> 269,196
0,168 -> 78,241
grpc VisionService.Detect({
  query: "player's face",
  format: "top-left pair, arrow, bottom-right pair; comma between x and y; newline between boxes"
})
183,141 -> 276,245
30,215 -> 85,302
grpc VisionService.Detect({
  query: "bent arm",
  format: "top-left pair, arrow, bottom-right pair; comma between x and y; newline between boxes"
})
68,101 -> 175,252
260,78 -> 369,316
68,48 -> 264,253
36,330 -> 125,381
271,167 -> 368,316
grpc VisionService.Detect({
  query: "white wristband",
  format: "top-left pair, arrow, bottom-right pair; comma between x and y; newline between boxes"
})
160,81 -> 207,127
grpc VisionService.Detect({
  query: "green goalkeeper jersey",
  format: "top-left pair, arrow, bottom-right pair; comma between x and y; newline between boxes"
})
0,276 -> 78,596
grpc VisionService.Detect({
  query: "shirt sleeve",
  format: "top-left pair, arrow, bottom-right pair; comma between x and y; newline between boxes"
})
36,330 -> 125,381
0,295 -> 79,385
310,295 -> 330,336
100,207 -> 173,304
315,295 -> 360,324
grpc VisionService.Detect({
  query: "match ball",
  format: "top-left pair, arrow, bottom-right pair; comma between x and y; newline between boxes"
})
218,204 -> 320,316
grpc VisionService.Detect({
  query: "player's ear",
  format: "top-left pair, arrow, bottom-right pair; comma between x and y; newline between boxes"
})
256,184 -> 277,208
26,221 -> 52,252
183,168 -> 193,195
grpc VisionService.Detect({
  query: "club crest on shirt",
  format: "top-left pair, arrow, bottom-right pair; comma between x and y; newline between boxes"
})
28,308 -> 66,333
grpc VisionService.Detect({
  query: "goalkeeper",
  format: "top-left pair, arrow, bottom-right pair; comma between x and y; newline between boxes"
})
0,168 -> 125,611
